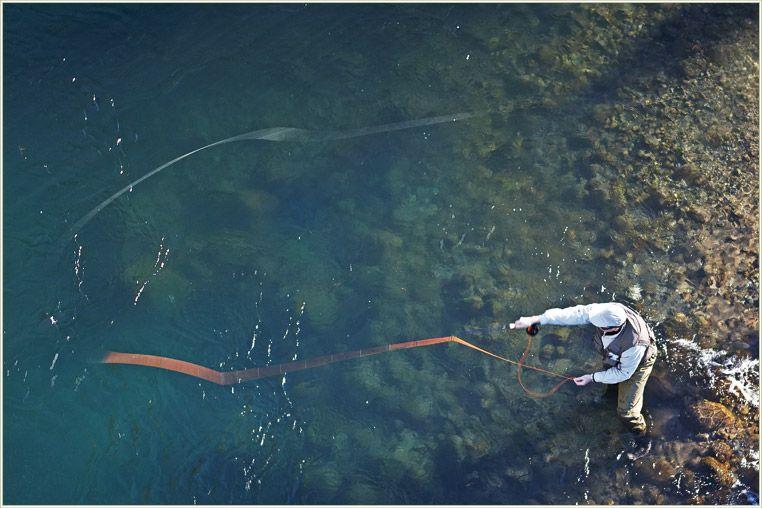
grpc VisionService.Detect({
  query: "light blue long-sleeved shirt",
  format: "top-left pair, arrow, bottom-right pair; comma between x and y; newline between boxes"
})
539,304 -> 646,384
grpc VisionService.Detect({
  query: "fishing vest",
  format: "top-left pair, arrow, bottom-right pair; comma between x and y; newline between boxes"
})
592,305 -> 655,368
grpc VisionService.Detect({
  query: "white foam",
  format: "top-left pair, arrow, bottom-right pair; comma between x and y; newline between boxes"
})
671,337 -> 759,408
670,339 -> 758,478
719,356 -> 760,408
583,448 -> 590,477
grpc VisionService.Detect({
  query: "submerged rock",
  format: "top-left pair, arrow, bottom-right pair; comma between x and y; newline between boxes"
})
636,456 -> 679,487
701,456 -> 736,487
344,479 -> 381,504
301,462 -> 343,501
709,441 -> 734,462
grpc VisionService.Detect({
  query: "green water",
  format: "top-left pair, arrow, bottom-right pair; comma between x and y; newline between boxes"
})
4,4 -> 758,504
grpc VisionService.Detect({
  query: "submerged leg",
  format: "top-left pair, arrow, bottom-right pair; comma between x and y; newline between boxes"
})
616,349 -> 657,433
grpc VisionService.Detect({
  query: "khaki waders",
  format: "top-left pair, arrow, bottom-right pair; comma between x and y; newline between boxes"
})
616,347 -> 657,433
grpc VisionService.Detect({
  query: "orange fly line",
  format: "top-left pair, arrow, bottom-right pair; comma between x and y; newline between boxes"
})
102,335 -> 575,397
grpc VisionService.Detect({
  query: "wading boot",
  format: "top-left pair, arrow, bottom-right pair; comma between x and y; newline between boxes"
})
625,430 -> 652,461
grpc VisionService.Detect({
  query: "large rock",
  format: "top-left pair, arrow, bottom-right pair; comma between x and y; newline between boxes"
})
688,400 -> 739,437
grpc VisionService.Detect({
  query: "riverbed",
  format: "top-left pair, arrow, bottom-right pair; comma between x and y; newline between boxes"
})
4,4 -> 758,504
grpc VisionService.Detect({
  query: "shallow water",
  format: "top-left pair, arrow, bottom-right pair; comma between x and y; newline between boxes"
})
4,4 -> 758,505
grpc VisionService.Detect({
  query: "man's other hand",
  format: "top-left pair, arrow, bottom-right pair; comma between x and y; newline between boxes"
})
573,374 -> 594,386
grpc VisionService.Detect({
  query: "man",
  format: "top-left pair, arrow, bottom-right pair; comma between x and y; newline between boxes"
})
510,302 -> 657,434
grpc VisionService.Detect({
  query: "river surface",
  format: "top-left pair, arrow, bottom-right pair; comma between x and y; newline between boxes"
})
4,4 -> 758,505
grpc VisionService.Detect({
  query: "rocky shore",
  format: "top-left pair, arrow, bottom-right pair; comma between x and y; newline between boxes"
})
570,6 -> 759,501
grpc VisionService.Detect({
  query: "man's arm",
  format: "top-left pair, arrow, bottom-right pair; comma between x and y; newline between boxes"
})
511,304 -> 596,329
540,305 -> 595,326
592,345 -> 647,384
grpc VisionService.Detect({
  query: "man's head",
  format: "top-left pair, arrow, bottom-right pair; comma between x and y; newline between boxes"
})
589,303 -> 627,334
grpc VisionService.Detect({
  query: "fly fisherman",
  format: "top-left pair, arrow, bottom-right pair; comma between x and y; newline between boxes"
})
510,302 -> 657,435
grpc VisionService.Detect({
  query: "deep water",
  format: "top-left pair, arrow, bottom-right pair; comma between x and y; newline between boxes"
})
4,4 -> 759,505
